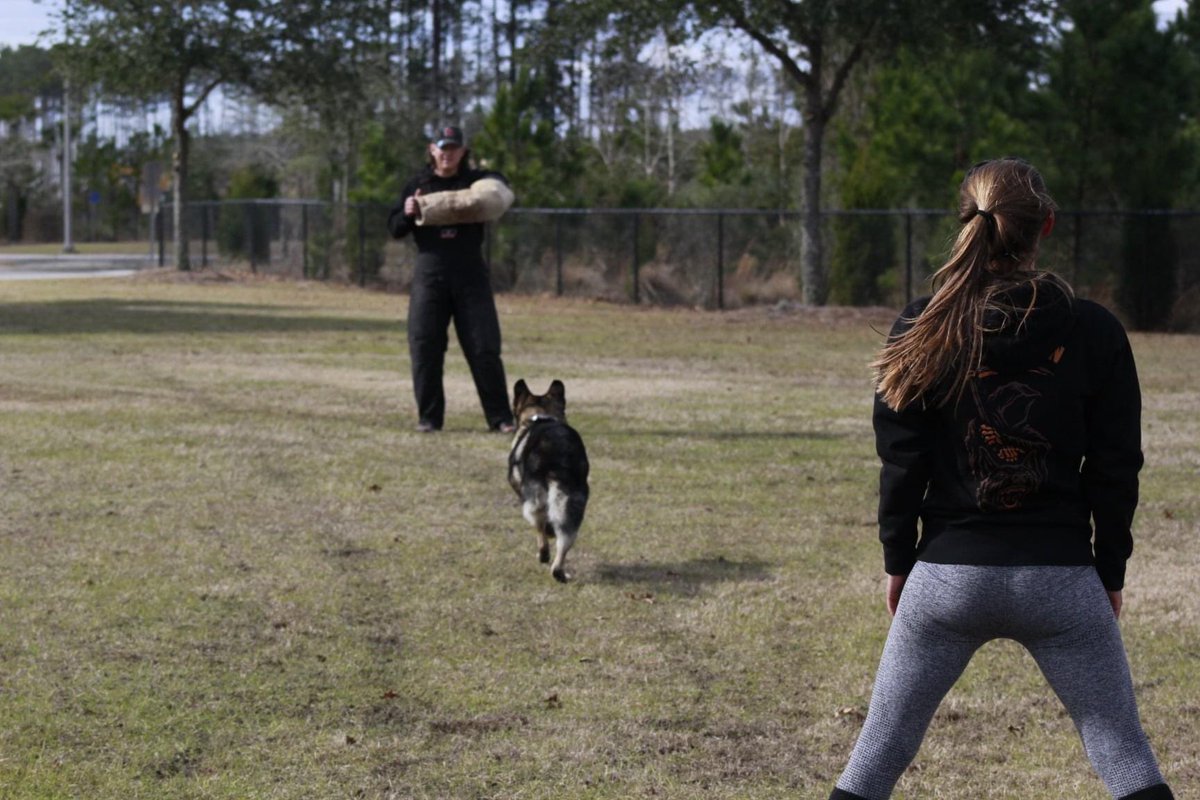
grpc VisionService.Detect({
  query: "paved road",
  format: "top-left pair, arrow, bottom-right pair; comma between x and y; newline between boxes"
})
0,253 -> 156,281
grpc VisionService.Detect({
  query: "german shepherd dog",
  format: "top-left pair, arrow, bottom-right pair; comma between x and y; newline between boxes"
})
508,380 -> 590,582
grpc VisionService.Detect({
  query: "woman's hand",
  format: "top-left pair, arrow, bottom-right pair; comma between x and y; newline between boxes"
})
886,573 -> 908,617
1108,589 -> 1122,619
404,188 -> 423,217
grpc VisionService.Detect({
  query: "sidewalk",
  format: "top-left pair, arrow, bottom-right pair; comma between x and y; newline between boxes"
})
0,252 -> 155,281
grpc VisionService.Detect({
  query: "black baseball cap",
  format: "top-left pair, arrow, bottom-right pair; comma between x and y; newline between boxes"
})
433,125 -> 464,148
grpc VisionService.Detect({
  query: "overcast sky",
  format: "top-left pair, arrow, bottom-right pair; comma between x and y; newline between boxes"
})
0,0 -> 1191,50
1,0 -> 60,48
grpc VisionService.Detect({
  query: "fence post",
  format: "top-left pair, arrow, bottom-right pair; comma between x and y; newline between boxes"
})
511,216 -> 520,288
631,212 -> 640,304
245,203 -> 257,273
357,204 -> 367,287
323,204 -> 331,280
156,206 -> 164,267
1071,211 -> 1082,285
279,204 -> 289,260
716,212 -> 725,310
263,203 -> 272,266
905,211 -> 914,304
301,203 -> 309,279
555,213 -> 563,296
200,203 -> 209,267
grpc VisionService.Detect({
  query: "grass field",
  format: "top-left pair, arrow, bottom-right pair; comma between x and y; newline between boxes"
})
0,272 -> 1196,799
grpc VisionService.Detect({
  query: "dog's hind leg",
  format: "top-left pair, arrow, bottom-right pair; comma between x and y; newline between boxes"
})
547,482 -> 585,583
548,523 -> 576,583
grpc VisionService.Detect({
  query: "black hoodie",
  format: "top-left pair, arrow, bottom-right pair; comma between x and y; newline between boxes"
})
874,281 -> 1143,590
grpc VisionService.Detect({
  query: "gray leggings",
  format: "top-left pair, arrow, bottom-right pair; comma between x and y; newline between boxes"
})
836,562 -> 1165,799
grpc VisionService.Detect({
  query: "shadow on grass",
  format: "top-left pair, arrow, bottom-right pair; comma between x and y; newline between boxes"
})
593,556 -> 772,596
0,298 -> 401,336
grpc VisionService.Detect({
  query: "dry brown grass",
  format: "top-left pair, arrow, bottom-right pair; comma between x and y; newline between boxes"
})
0,273 -> 1195,799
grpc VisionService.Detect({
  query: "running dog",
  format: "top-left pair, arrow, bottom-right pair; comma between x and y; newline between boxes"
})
508,379 -> 590,582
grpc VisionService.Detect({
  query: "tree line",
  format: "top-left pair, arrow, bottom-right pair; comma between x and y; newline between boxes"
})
1,0 -> 1197,327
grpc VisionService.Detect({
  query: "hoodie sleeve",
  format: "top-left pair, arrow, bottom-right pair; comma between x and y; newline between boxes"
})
873,304 -> 936,576
1080,304 -> 1143,591
414,175 -> 514,227
386,176 -> 422,239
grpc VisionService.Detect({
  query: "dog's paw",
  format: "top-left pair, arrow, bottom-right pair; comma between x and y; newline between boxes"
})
552,568 -> 569,583
539,546 -> 551,564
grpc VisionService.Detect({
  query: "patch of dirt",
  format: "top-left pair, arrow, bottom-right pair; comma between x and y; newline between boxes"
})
427,714 -> 530,736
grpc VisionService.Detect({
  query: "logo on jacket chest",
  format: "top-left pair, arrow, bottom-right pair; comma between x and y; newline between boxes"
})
439,227 -> 458,239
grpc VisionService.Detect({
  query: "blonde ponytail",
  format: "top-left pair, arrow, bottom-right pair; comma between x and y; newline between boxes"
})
874,158 -> 1060,411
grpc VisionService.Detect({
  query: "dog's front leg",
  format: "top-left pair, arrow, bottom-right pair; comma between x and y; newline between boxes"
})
538,522 -> 553,564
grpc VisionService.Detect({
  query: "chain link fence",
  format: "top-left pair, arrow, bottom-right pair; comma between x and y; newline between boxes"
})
154,201 -> 1200,326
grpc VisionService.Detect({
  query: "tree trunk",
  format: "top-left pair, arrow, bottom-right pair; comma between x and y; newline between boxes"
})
507,0 -> 519,87
568,36 -> 579,135
398,0 -> 411,105
432,0 -> 442,117
492,0 -> 502,94
666,103 -> 676,196
777,78 -> 788,214
449,1 -> 463,118
664,32 -> 676,196
800,87 -> 826,305
171,88 -> 190,271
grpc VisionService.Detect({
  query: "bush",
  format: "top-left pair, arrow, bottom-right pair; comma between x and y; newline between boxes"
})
217,165 -> 279,265
1117,214 -> 1177,330
829,213 -> 896,306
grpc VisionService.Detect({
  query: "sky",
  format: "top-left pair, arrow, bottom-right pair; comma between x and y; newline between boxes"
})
1,0 -> 61,48
0,0 -> 1192,50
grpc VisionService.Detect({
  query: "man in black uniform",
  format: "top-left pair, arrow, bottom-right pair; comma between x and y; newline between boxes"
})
387,125 -> 516,433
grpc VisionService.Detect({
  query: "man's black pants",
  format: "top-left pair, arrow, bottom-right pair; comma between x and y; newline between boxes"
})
407,260 -> 513,430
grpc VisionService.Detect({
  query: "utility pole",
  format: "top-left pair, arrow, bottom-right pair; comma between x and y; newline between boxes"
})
62,76 -> 75,253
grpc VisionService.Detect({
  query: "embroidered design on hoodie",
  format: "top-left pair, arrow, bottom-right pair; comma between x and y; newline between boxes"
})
964,346 -> 1064,511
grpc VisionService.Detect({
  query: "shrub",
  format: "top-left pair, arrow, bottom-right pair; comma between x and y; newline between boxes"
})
217,164 -> 279,265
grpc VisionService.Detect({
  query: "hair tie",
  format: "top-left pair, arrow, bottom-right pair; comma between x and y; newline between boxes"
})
976,208 -> 996,225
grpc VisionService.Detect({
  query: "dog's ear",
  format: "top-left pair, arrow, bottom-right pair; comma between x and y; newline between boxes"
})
548,379 -> 565,404
513,379 -> 529,402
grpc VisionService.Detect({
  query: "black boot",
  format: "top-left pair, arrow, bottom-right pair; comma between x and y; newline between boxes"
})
1119,784 -> 1174,800
829,789 -> 870,800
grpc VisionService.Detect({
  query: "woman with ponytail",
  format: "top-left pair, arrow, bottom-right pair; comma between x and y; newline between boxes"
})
828,158 -> 1174,800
